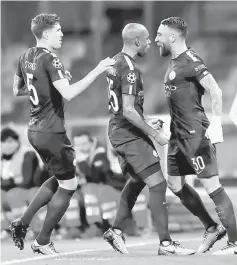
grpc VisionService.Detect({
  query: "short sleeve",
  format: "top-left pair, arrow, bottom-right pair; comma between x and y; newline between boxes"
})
186,51 -> 210,81
16,56 -> 23,78
121,66 -> 138,95
44,55 -> 66,82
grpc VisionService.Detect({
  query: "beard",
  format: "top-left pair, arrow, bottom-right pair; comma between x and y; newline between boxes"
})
159,43 -> 171,57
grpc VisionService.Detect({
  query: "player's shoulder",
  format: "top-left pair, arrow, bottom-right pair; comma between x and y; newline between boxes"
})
115,53 -> 135,69
184,49 -> 205,65
39,49 -> 63,69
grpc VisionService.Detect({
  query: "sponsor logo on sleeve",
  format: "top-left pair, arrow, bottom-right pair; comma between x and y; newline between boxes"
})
195,64 -> 206,72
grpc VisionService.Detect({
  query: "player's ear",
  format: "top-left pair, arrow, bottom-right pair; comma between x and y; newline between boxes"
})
170,33 -> 176,43
135,37 -> 140,47
42,30 -> 48,40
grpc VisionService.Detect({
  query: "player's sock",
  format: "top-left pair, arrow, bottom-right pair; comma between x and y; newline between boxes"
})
209,187 -> 237,242
21,176 -> 59,226
36,186 -> 75,245
174,183 -> 216,230
149,180 -> 171,243
112,178 -> 145,230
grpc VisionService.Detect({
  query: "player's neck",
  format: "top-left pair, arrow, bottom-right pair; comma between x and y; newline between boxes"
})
171,42 -> 188,59
121,47 -> 137,60
36,41 -> 54,53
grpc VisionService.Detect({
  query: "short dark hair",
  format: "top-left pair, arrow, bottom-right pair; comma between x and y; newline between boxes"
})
1,127 -> 19,142
161,17 -> 188,37
31,13 -> 60,39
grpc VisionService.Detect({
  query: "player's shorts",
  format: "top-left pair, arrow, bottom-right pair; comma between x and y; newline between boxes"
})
110,136 -> 161,180
28,130 -> 76,180
167,137 -> 218,178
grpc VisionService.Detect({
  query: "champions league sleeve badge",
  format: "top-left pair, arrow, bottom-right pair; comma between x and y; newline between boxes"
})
127,72 -> 136,84
52,58 -> 63,69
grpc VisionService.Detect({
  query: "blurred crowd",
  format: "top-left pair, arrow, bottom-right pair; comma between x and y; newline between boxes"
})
1,126 -> 147,241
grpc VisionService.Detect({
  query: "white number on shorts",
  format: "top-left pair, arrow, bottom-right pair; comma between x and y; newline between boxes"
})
26,73 -> 39,105
191,156 -> 205,172
107,77 -> 119,113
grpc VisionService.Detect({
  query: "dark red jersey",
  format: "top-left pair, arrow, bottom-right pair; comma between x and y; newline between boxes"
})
16,47 -> 67,132
107,52 -> 145,146
164,49 -> 210,139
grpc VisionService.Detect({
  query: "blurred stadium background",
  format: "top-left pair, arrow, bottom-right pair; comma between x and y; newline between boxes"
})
1,0 -> 237,251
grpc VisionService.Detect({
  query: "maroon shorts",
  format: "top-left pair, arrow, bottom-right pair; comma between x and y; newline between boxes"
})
167,137 -> 218,178
28,130 -> 76,180
110,136 -> 161,180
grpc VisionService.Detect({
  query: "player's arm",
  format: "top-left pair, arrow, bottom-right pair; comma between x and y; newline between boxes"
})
196,68 -> 223,143
122,95 -> 168,145
199,74 -> 222,117
51,57 -> 115,101
13,56 -> 28,96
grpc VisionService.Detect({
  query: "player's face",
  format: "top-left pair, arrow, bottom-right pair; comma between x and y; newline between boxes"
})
137,29 -> 151,57
1,138 -> 19,155
74,135 -> 92,154
155,24 -> 172,57
45,23 -> 63,50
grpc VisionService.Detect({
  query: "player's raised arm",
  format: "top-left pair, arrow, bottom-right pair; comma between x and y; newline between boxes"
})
13,57 -> 28,96
52,57 -> 115,101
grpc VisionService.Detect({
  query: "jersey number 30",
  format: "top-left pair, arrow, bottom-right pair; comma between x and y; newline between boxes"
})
26,73 -> 39,105
107,77 -> 119,113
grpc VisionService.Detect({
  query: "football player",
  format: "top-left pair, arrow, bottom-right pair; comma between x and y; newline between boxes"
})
9,13 -> 114,254
103,23 -> 195,256
155,16 -> 237,255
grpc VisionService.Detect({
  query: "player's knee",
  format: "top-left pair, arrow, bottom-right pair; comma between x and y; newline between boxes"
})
144,170 -> 165,189
200,175 -> 221,195
57,176 -> 78,191
167,175 -> 184,193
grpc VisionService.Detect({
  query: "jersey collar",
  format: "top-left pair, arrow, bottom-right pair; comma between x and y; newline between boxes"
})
120,52 -> 135,62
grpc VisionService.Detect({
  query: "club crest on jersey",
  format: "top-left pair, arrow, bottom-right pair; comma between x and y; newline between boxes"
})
52,58 -> 62,69
169,71 -> 176,80
127,72 -> 136,84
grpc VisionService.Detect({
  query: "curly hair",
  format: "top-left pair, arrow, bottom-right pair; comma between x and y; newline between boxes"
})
31,13 -> 60,39
161,17 -> 188,37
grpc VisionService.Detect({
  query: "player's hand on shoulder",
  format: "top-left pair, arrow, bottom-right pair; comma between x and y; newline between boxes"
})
96,57 -> 116,74
65,70 -> 72,81
153,130 -> 170,146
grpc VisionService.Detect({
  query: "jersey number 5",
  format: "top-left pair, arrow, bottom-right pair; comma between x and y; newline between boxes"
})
107,77 -> 119,113
26,73 -> 39,106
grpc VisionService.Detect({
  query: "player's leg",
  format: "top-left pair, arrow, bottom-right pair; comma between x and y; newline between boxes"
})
167,138 -> 217,232
32,133 -> 78,253
10,131 -> 59,250
112,175 -> 146,231
197,141 -> 237,255
103,154 -> 146,254
105,137 -> 195,255
170,137 -> 226,253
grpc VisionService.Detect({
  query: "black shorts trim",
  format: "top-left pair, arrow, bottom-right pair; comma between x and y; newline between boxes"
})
137,162 -> 161,180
